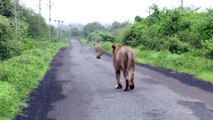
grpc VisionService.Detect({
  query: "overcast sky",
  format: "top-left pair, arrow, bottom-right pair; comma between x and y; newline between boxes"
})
20,0 -> 213,25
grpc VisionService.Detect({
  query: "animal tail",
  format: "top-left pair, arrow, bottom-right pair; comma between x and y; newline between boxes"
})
125,50 -> 134,79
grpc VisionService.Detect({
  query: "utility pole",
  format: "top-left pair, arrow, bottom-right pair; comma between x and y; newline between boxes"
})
148,7 -> 151,16
145,7 -> 151,16
60,21 -> 64,40
54,20 -> 63,40
181,0 -> 183,7
14,0 -> 19,40
47,0 -> 54,38
39,0 -> 42,21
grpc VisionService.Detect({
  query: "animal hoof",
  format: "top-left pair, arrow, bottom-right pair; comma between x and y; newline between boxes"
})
124,88 -> 129,91
130,84 -> 134,90
115,84 -> 122,89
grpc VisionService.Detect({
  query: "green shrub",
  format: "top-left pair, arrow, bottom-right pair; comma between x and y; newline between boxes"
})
0,39 -> 67,119
100,33 -> 115,42
0,81 -> 25,119
0,15 -> 15,60
202,39 -> 213,58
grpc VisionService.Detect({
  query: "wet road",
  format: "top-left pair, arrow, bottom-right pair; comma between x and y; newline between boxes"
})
16,40 -> 213,120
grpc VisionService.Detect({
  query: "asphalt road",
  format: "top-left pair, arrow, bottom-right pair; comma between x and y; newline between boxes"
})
16,40 -> 213,120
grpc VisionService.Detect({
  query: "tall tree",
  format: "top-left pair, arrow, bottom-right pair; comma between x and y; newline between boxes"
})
0,0 -> 14,17
83,22 -> 105,37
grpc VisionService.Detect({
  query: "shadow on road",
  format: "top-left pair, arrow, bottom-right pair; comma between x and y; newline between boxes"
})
15,48 -> 68,120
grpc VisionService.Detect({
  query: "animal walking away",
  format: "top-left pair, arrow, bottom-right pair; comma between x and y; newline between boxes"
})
112,45 -> 135,91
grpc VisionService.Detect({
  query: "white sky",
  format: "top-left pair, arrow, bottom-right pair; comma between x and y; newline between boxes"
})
19,0 -> 213,25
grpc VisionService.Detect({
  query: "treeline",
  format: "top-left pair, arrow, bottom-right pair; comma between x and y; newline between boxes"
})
70,5 -> 213,59
68,21 -> 129,42
123,5 -> 213,59
0,0 -> 68,61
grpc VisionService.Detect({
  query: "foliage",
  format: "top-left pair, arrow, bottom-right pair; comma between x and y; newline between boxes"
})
0,0 -> 13,17
87,30 -> 102,42
138,50 -> 213,83
70,27 -> 82,37
20,6 -> 49,39
120,6 -> 213,58
99,32 -> 115,42
110,21 -> 129,30
0,15 -> 16,60
83,22 -> 105,37
0,1 -> 70,119
0,81 -> 24,118
134,16 -> 143,22
0,39 -> 67,119
202,39 -> 213,58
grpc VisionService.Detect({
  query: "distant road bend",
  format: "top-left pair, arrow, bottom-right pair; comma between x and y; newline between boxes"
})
16,40 -> 213,120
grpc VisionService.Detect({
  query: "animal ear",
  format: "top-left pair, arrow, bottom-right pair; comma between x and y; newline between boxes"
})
112,45 -> 116,49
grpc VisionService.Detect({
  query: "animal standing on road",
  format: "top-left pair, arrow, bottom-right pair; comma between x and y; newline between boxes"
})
112,45 -> 135,91
94,43 -> 102,59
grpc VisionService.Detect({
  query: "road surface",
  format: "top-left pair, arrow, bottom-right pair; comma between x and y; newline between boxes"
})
16,40 -> 213,120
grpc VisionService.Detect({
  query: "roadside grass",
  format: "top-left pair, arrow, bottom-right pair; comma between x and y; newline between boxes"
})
81,39 -> 213,83
80,39 -> 94,47
137,50 -> 213,83
0,39 -> 68,120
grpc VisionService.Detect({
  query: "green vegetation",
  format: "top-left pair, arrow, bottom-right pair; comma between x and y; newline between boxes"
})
78,5 -> 213,83
122,6 -> 213,58
81,40 -> 213,83
0,0 -> 69,119
0,40 -> 67,119
2,1 -> 213,118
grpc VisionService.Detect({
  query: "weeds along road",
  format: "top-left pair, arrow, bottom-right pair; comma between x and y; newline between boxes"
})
16,40 -> 213,120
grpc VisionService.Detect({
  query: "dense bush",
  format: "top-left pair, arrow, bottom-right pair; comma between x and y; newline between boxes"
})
0,1 -> 69,119
0,39 -> 67,119
0,0 -> 13,17
83,22 -> 105,37
99,32 -> 115,42
87,30 -> 102,42
120,6 -> 213,58
0,15 -> 16,60
0,81 -> 24,118
20,6 -> 49,39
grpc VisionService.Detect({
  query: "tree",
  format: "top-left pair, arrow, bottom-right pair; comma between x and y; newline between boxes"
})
134,16 -> 143,22
110,21 -> 129,30
70,27 -> 82,37
0,15 -> 16,60
0,0 -> 14,17
19,7 -> 49,39
83,22 -> 105,37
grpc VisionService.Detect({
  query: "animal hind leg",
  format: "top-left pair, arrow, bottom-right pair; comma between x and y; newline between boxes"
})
130,82 -> 134,90
115,70 -> 122,89
124,79 -> 129,91
122,67 -> 129,91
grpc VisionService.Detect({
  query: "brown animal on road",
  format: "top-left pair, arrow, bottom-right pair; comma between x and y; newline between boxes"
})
112,45 -> 135,91
94,43 -> 102,59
